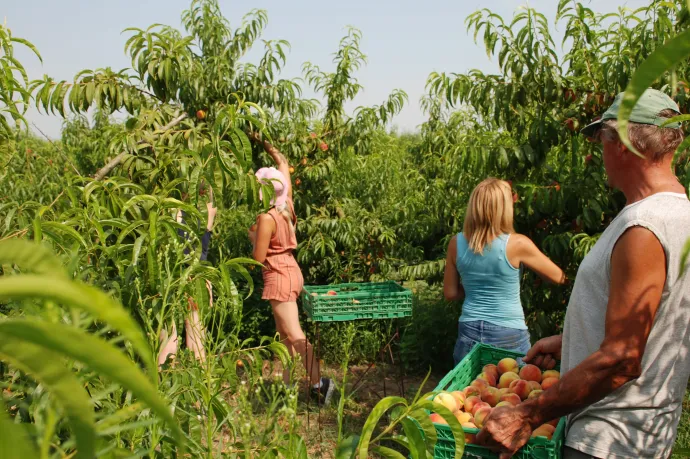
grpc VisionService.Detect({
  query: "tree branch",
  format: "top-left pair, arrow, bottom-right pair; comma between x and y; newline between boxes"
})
93,112 -> 188,181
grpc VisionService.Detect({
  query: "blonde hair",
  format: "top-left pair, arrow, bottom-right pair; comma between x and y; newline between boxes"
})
463,178 -> 515,254
275,202 -> 296,234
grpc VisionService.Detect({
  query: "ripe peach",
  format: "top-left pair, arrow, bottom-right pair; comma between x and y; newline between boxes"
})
455,411 -> 472,424
497,388 -> 510,398
541,377 -> 559,391
477,371 -> 497,387
498,358 -> 519,375
433,393 -> 459,413
464,386 -> 481,398
480,387 -> 500,407
471,378 -> 490,391
471,401 -> 490,416
196,109 -> 206,120
499,393 -> 521,406
450,391 -> 465,410
519,364 -> 542,383
289,166 -> 295,174
462,423 -> 477,443
464,396 -> 481,413
474,406 -> 493,428
542,370 -> 560,380
531,426 -> 553,440
482,364 -> 500,382
527,381 -> 542,393
509,380 -> 531,401
319,142 -> 328,151
546,418 -> 560,428
498,371 -> 520,389
495,401 -> 514,408
527,390 -> 543,400
310,132 -> 317,139
429,413 -> 447,425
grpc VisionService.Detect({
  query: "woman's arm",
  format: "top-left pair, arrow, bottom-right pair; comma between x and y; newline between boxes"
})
200,202 -> 217,262
508,234 -> 566,284
444,236 -> 465,301
252,214 -> 276,264
249,132 -> 292,200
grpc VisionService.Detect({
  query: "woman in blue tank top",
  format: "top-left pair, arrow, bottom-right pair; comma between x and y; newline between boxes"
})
444,178 -> 566,366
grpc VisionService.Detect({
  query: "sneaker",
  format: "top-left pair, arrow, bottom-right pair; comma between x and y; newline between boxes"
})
310,378 -> 336,406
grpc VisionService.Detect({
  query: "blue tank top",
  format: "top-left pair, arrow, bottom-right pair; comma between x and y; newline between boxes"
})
456,233 -> 527,330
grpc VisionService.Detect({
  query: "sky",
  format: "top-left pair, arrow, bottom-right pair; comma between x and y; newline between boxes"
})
6,0 -> 648,139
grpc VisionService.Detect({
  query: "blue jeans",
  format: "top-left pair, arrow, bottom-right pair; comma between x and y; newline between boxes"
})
453,320 -> 531,367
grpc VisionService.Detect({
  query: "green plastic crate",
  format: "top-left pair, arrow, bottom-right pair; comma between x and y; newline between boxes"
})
301,281 -> 412,322
419,343 -> 566,459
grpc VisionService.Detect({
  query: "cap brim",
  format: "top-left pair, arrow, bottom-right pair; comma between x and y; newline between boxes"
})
580,119 -> 602,138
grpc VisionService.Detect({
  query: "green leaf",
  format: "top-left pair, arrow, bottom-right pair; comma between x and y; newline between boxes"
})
0,319 -> 183,446
617,28 -> 690,156
417,400 -> 465,459
660,114 -> 690,127
335,434 -> 360,459
0,275 -> 153,375
0,239 -> 66,277
0,338 -> 95,459
400,417 -> 428,459
371,445 -> 406,458
357,396 -> 406,458
0,401 -> 38,459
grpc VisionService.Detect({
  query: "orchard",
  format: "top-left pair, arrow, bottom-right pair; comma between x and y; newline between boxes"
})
1,0 -> 690,457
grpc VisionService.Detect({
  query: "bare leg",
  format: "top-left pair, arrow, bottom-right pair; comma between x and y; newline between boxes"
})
184,308 -> 206,362
270,300 -> 320,385
158,321 -> 178,367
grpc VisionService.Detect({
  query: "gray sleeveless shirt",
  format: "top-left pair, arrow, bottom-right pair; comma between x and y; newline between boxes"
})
562,192 -> 690,459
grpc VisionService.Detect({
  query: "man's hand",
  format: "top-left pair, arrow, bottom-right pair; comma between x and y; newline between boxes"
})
523,335 -> 562,370
476,405 -> 533,459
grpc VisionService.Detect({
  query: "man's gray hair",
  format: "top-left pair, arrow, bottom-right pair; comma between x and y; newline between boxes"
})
598,108 -> 684,162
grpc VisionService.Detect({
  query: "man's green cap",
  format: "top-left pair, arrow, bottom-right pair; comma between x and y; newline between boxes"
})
580,88 -> 681,138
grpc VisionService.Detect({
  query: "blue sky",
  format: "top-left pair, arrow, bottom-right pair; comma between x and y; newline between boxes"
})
7,0 -> 646,138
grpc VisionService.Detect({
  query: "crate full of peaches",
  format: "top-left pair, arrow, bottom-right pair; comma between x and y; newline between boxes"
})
430,357 -> 562,444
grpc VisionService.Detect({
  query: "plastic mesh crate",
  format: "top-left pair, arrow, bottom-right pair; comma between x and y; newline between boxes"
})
418,343 -> 566,459
301,281 -> 412,322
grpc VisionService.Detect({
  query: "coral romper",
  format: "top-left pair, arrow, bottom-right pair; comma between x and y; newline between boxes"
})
261,199 -> 304,302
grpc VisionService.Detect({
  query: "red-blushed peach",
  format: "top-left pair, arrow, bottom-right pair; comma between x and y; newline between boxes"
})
541,377 -> 559,390
433,392 -> 459,413
527,381 -> 542,393
450,391 -> 466,410
497,388 -> 510,398
471,378 -> 490,391
483,364 -> 500,382
499,392 -> 522,406
546,418 -> 560,428
495,401 -> 514,408
542,370 -> 560,380
464,396 -> 481,413
497,357 -> 519,375
498,371 -> 520,389
464,386 -> 481,398
481,387 -> 501,407
474,406 -> 493,428
509,379 -> 531,400
519,364 -> 543,383
527,389 -> 543,400
471,401 -> 490,416
477,371 -> 497,387
455,411 -> 473,424
462,423 -> 477,444
430,413 -> 447,425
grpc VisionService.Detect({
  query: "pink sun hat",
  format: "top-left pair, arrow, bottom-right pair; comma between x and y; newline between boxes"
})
255,167 -> 288,207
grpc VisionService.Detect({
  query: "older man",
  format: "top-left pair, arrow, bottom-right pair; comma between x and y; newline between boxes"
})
477,88 -> 690,459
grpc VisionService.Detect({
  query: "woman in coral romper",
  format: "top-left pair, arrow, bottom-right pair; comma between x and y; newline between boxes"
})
248,133 -> 335,405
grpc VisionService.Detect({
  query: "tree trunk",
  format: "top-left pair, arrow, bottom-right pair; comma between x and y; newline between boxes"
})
93,112 -> 189,181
